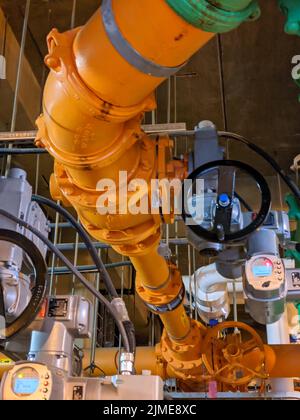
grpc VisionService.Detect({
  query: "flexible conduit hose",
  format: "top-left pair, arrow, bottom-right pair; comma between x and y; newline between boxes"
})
32,195 -> 118,299
32,195 -> 136,353
0,208 -> 131,353
219,131 -> 300,202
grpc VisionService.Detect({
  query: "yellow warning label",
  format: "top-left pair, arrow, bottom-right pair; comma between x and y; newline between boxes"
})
0,358 -> 13,365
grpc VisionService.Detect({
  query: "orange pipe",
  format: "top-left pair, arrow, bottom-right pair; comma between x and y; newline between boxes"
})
132,248 -> 191,340
131,248 -> 170,289
82,347 -> 162,378
73,0 -> 214,106
265,345 -> 300,378
38,1 -> 214,347
160,305 -> 191,340
2,345 -> 300,382
0,354 -> 14,381
83,344 -> 300,380
37,0 -> 257,380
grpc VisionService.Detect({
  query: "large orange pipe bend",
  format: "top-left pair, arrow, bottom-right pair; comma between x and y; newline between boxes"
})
82,345 -> 300,380
36,0 -> 253,380
1,345 -> 299,382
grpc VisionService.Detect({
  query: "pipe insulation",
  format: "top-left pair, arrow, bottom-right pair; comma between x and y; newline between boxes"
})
183,263 -> 243,324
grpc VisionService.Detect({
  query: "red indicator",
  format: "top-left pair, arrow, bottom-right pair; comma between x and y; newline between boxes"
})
265,261 -> 271,266
38,299 -> 48,318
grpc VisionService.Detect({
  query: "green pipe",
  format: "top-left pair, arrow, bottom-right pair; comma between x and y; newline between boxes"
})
278,1 -> 300,99
286,194 -> 300,268
278,0 -> 300,36
165,0 -> 260,33
215,0 -> 257,12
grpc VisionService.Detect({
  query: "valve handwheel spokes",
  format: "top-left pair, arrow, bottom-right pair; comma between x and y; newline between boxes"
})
0,230 -> 47,343
202,321 -> 268,386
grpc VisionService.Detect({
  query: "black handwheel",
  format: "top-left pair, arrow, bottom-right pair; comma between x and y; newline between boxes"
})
0,229 -> 48,342
182,160 -> 271,243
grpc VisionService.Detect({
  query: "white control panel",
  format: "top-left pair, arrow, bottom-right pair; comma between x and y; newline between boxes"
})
245,255 -> 285,293
244,254 -> 287,324
0,363 -> 52,400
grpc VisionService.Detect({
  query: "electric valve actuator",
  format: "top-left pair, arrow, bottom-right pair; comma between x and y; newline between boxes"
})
244,230 -> 287,324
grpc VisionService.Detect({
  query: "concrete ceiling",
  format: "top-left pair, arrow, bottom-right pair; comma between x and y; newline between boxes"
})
0,0 -> 100,82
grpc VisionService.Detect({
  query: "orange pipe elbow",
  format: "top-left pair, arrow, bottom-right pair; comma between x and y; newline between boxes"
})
37,0 -> 216,380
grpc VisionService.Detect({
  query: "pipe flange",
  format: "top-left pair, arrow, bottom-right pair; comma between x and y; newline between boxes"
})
51,163 -> 161,251
136,265 -> 183,310
160,320 -> 206,381
82,220 -> 160,250
166,0 -> 260,33
48,135 -> 155,198
114,231 -> 161,257
37,116 -> 144,172
143,286 -> 185,314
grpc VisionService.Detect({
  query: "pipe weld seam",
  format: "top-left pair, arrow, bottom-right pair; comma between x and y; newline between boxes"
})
101,0 -> 186,78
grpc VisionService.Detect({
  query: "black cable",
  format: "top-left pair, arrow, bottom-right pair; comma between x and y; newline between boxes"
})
0,208 -> 130,353
219,131 -> 300,202
0,282 -> 5,321
32,195 -> 118,299
123,320 -> 136,355
32,195 -> 136,353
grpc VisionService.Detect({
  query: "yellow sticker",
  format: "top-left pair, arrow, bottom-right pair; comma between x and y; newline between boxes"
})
0,358 -> 13,365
